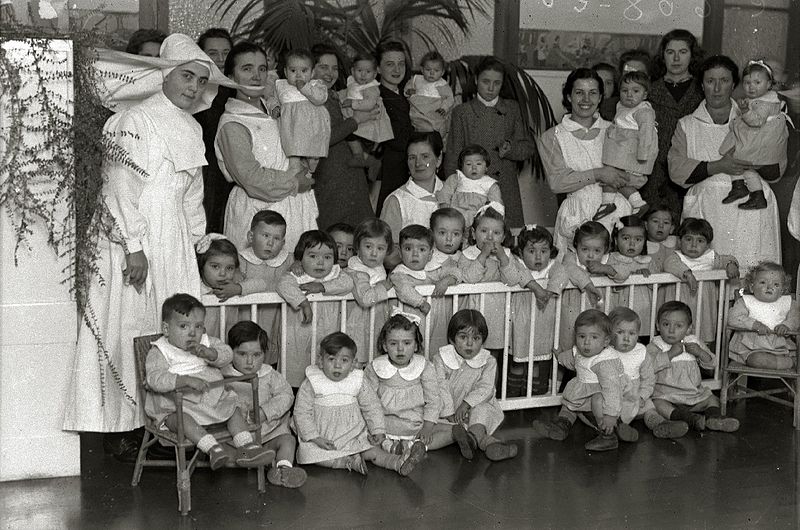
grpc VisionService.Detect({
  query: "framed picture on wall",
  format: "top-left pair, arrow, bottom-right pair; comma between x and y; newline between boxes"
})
518,30 -> 661,70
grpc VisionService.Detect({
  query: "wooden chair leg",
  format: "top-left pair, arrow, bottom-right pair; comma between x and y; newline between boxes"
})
794,377 -> 800,430
257,463 -> 266,493
176,446 -> 191,515
720,370 -> 729,416
131,430 -> 151,486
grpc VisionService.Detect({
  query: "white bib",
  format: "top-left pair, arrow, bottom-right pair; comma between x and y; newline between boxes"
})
617,343 -> 647,380
554,115 -> 609,172
393,179 -> 443,230
347,256 -> 387,286
305,365 -> 362,406
574,347 -> 619,384
454,171 -> 497,195
292,265 -> 342,284
154,335 -> 211,376
676,249 -> 716,271
742,294 -> 792,330
371,354 -> 426,380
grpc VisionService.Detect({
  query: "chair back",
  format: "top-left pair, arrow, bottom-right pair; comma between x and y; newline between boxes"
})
133,333 -> 163,403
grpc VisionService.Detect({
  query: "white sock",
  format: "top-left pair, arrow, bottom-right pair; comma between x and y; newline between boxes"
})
628,191 -> 646,208
197,434 -> 218,453
232,431 -> 254,448
601,191 -> 615,204
276,459 -> 292,468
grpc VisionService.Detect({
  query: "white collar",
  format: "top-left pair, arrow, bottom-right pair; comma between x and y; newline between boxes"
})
347,256 -> 387,285
222,363 -> 272,379
560,113 -> 607,132
428,248 -> 453,270
522,257 -> 555,280
137,92 -> 207,172
477,93 -> 499,107
371,354 -> 426,380
292,264 -> 341,284
240,246 -> 290,267
439,344 -> 490,369
610,252 -> 652,264
392,263 -> 430,280
454,170 -> 497,194
647,236 -> 677,254
462,244 -> 511,261
153,334 -> 211,375
676,249 -> 716,270
224,96 -> 272,118
751,91 -> 780,103
691,99 -> 738,125
405,177 -> 443,199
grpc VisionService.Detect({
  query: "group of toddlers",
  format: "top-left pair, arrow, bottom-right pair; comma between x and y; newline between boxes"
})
269,47 -> 454,181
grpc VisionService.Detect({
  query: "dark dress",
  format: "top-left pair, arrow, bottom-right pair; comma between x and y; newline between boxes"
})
376,84 -> 413,214
445,98 -> 536,227
194,86 -> 235,234
313,89 -> 374,229
645,77 -> 704,215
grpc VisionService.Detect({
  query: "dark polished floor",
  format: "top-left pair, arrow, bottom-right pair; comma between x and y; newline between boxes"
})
1,399 -> 798,529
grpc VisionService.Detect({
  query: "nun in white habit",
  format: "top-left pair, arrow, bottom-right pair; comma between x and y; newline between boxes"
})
63,34 -> 235,433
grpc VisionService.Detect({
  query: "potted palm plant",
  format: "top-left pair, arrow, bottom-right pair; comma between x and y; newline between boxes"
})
210,0 -> 556,177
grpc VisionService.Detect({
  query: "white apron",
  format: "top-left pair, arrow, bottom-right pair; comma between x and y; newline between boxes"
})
552,115 -> 632,252
216,98 -> 318,252
680,102 -> 781,270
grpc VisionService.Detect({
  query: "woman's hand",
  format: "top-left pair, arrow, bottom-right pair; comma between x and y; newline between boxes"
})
594,166 -> 627,189
498,140 -> 512,158
295,170 -> 315,193
352,108 -> 380,124
708,154 -> 750,177
188,343 -> 217,362
725,261 -> 739,280
124,250 -> 149,290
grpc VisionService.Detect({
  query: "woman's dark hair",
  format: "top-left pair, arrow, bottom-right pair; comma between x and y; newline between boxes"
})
657,300 -> 693,325
377,315 -> 423,356
447,309 -> 489,344
375,40 -> 408,64
457,144 -> 490,169
320,332 -> 357,356
653,29 -> 704,79
223,41 -> 266,76
697,55 -> 740,88
591,62 -> 617,94
617,49 -> 652,78
197,238 -> 240,274
228,321 -> 269,352
572,221 -> 611,251
562,68 -> 604,112
677,217 -> 714,242
407,130 -> 444,158
611,215 -> 647,255
293,230 -> 338,263
513,225 -> 558,260
197,28 -> 233,51
476,56 -> 505,78
353,218 -> 394,256
125,29 -> 166,54
310,43 -> 345,90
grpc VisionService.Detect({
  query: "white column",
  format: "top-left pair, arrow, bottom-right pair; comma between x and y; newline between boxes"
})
0,39 -> 81,481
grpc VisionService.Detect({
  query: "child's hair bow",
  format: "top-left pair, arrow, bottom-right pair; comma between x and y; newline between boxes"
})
476,201 -> 505,218
390,306 -> 422,326
196,233 -> 228,254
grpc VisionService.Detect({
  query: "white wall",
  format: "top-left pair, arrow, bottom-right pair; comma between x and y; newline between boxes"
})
0,40 -> 81,482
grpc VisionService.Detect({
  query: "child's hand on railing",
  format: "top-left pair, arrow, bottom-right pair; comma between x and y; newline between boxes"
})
176,375 -> 208,393
531,285 -> 557,310
725,261 -> 740,279
312,437 -> 336,450
752,321 -> 772,335
212,281 -> 242,301
301,282 -> 325,294
418,301 -> 431,315
634,268 -> 651,277
584,259 -> 606,275
683,270 -> 699,294
299,301 -> 313,324
289,261 -> 304,275
433,276 -> 457,296
368,433 -> 386,445
585,284 -> 603,307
